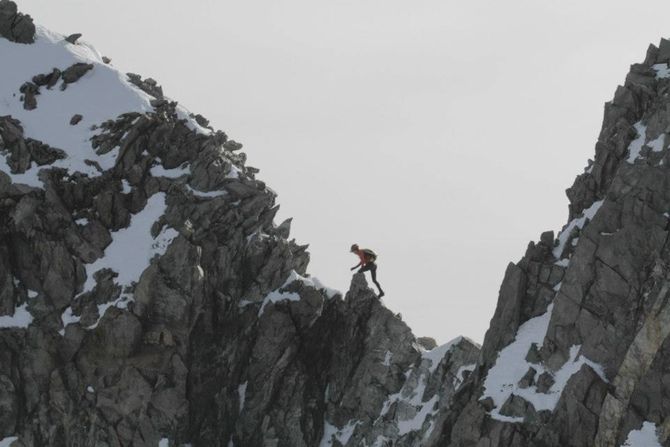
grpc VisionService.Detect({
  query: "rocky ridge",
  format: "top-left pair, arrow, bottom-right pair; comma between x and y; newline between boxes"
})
4,2 -> 670,446
0,2 -> 481,446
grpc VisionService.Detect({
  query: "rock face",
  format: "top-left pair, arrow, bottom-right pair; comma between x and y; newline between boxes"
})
0,0 -> 34,44
3,2 -> 670,446
0,4 -> 480,446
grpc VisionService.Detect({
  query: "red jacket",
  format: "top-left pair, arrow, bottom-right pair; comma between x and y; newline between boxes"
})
355,249 -> 372,265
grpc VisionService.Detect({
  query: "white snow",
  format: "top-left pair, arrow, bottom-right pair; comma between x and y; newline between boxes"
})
61,192 -> 177,332
0,303 -> 33,329
0,437 -> 18,447
622,421 -> 662,447
481,304 -> 607,421
397,395 -> 438,436
319,420 -> 359,447
377,369 -> 435,437
59,306 -> 80,335
299,274 -> 341,299
81,192 -> 175,295
26,289 -> 38,298
421,336 -> 463,373
185,184 -> 227,198
382,350 -> 392,366
648,134 -> 666,153
257,271 -> 303,316
158,438 -> 169,447
554,258 -> 570,267
653,63 -> 670,79
0,27 -> 155,185
626,122 -> 648,163
553,200 -> 603,259
87,385 -> 94,393
121,179 -> 132,193
0,27 -> 210,189
150,162 -> 190,179
256,270 -> 339,316
75,217 -> 89,226
454,363 -> 476,388
238,382 -> 247,413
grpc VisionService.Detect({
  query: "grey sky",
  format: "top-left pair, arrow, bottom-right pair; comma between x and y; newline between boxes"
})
16,0 -> 670,344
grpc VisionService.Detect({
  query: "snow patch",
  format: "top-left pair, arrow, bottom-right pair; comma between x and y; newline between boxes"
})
622,421 -> 662,447
0,303 -> 33,329
648,134 -> 666,153
553,200 -> 603,259
382,351 -> 392,366
554,258 -> 570,267
319,420 -> 359,447
454,364 -> 476,388
150,162 -> 190,179
62,193 -> 176,332
397,395 -> 438,436
258,271 -> 303,316
257,270 -> 338,316
81,192 -> 174,295
653,63 -> 670,79
186,184 -> 227,198
626,122 -> 648,163
158,438 -> 169,447
299,275 -> 341,299
238,382 -> 248,413
422,336 -> 462,373
121,179 -> 132,193
0,437 -> 18,447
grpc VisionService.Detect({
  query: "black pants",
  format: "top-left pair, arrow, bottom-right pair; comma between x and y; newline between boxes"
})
359,262 -> 383,293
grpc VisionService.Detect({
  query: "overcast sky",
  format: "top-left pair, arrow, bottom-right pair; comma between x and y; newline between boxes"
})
16,0 -> 670,345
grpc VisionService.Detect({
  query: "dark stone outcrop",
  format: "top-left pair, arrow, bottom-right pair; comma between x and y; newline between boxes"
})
0,0 -> 35,44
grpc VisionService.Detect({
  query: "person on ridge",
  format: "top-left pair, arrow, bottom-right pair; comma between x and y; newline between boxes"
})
350,244 -> 385,298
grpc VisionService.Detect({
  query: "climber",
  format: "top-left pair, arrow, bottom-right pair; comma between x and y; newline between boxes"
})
350,244 -> 385,298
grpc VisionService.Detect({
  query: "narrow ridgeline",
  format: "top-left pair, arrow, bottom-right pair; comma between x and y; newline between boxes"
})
0,2 -> 479,446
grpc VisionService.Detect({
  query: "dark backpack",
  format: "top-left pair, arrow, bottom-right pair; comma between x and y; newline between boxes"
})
362,248 -> 377,261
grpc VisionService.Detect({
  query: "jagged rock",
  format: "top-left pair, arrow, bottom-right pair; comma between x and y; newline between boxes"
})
223,139 -> 243,151
0,374 -> 17,437
19,82 -> 37,110
499,394 -> 536,419
64,32 -> 82,44
518,367 -> 537,389
536,371 -> 555,394
102,56 -> 111,64
0,0 -> 35,43
5,4 -> 670,447
70,114 -> 83,125
32,68 -> 61,89
418,336 -> 438,350
526,342 -> 542,364
193,114 -> 210,128
127,73 -> 164,99
657,38 -> 670,63
61,62 -> 93,87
